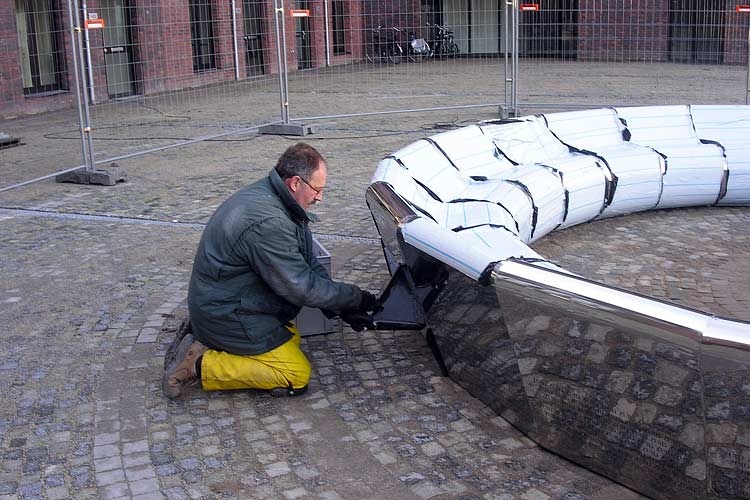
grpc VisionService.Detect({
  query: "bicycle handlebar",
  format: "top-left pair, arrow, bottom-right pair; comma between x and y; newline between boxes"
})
426,22 -> 453,34
372,26 -> 405,34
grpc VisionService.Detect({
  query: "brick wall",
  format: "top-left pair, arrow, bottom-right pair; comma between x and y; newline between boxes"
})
724,0 -> 750,65
2,1 -> 749,118
578,0 -> 670,62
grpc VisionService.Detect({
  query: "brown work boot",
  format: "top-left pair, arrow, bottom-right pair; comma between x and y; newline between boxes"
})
162,334 -> 208,400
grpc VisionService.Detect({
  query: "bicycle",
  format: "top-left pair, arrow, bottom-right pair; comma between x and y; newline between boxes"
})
365,26 -> 403,64
404,31 -> 432,62
427,23 -> 459,58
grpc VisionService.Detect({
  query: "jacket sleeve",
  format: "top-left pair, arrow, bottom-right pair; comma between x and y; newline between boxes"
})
309,253 -> 330,279
236,217 -> 362,311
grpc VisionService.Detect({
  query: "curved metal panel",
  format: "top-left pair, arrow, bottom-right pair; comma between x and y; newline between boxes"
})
368,105 -> 750,500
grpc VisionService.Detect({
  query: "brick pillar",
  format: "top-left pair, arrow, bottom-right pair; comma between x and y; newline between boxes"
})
724,0 -> 750,65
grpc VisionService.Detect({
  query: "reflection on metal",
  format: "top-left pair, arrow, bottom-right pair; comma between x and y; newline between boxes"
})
493,259 -> 750,500
367,105 -> 750,500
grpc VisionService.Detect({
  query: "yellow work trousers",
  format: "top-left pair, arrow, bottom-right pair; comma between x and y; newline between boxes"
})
200,326 -> 311,391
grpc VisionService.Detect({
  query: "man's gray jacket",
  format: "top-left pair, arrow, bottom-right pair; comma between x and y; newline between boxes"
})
188,169 -> 362,355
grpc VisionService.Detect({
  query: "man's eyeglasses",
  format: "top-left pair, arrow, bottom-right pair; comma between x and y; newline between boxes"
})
298,176 -> 325,195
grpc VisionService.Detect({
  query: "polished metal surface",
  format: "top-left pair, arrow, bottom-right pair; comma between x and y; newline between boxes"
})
426,266 -> 532,428
367,142 -> 750,499
365,181 -> 419,273
490,259 -> 750,500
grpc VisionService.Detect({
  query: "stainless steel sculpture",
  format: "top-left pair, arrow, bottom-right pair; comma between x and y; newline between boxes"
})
366,105 -> 750,500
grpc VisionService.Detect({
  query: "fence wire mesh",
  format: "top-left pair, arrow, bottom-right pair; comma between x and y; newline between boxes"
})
79,0 -> 280,157
281,0 -> 509,120
1,0 -> 749,191
512,0 -> 750,112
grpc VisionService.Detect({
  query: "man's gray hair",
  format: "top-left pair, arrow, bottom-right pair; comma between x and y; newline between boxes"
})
275,143 -> 325,181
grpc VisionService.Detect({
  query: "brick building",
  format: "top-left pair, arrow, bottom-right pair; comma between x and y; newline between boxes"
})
1,0 -> 366,118
2,0 -> 748,118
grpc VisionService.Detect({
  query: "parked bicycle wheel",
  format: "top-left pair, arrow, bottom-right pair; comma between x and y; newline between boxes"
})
388,46 -> 403,64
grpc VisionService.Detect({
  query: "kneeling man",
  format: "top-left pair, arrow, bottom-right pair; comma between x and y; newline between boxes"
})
163,143 -> 376,399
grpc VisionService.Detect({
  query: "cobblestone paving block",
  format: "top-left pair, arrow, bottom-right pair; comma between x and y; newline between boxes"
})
2,119 -> 749,499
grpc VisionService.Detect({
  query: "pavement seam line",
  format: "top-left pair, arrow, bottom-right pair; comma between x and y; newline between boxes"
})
0,207 -> 381,243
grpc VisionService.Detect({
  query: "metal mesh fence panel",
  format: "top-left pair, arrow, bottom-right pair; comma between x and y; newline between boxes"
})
1,0 -> 287,191
514,0 -> 750,112
80,0 -> 281,158
1,0 -> 83,189
283,0 -> 510,120
2,0 -> 750,191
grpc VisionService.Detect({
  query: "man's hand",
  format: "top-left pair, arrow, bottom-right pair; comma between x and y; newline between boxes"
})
340,309 -> 375,332
359,290 -> 379,312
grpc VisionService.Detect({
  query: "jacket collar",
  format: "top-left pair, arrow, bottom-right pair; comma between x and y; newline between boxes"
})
269,168 -> 320,223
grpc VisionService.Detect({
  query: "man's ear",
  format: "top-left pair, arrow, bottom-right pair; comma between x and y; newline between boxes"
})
284,176 -> 299,193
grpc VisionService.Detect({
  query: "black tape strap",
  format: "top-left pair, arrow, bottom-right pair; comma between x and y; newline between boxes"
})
412,177 -> 443,202
451,222 -> 516,233
505,179 -> 539,239
422,137 -> 460,171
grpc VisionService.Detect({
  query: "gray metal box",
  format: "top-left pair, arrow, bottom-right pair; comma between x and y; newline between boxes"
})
296,238 -> 338,336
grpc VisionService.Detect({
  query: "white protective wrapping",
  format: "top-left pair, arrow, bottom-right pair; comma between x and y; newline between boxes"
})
615,105 -> 727,208
689,105 -> 750,205
480,118 -> 607,229
399,217 -> 547,281
428,125 -> 515,178
372,105 -> 750,282
372,157 -> 520,236
378,138 -> 537,241
542,108 -> 665,217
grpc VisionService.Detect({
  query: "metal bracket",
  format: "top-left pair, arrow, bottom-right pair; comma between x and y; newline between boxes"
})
372,265 -> 427,330
371,264 -> 448,376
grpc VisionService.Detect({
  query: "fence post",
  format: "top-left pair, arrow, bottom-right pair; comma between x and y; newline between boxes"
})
81,0 -> 96,103
232,0 -> 241,81
511,0 -> 520,116
259,0 -> 313,135
502,0 -> 511,117
324,0 -> 331,67
746,23 -> 749,105
74,0 -> 95,169
57,0 -> 126,185
64,0 -> 91,172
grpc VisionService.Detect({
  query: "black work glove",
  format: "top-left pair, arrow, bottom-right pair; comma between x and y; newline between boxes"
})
340,309 -> 375,332
359,290 -> 379,313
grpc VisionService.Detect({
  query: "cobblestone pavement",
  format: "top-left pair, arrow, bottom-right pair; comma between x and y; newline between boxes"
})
1,108 -> 749,500
2,58 -> 748,188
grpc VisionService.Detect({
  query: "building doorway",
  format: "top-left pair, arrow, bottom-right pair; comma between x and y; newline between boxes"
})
425,0 -> 509,55
242,0 -> 266,76
669,0 -> 725,64
295,0 -> 313,69
520,0 -> 578,58
100,0 -> 138,98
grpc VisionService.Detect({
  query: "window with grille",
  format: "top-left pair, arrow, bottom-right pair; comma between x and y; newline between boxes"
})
332,0 -> 346,55
15,0 -> 65,95
669,0 -> 725,64
189,0 -> 217,71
